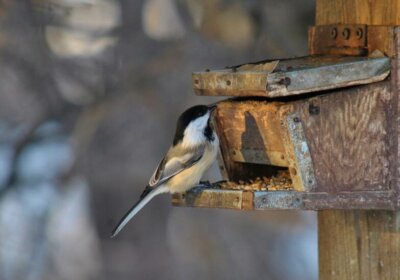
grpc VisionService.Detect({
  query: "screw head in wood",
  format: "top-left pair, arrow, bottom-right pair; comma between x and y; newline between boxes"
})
356,28 -> 363,39
342,28 -> 351,40
330,27 -> 338,39
309,103 -> 320,115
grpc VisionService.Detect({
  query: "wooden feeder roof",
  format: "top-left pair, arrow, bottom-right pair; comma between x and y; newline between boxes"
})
192,56 -> 390,98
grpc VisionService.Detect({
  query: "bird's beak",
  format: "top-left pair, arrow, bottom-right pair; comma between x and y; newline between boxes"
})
208,104 -> 217,113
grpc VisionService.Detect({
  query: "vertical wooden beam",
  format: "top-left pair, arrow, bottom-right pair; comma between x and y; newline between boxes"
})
316,0 -> 400,26
318,211 -> 400,280
315,1 -> 400,280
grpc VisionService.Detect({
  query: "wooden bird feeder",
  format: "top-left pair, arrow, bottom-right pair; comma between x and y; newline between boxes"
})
173,1 -> 400,279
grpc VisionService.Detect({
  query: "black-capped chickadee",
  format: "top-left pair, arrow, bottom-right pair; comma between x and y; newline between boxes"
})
111,104 -> 219,237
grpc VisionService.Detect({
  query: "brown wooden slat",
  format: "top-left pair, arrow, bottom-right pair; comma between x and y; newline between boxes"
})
296,82 -> 393,193
193,56 -> 390,97
392,27 -> 400,209
171,188 -> 395,210
319,210 -> 400,280
214,101 -> 288,167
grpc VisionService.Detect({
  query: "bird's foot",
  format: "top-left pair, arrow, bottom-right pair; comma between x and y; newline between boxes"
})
199,180 -> 211,185
195,180 -> 214,189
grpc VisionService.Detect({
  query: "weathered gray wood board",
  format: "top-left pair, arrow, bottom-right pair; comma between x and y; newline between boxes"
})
193,56 -> 390,97
295,82 -> 393,192
172,188 -> 394,210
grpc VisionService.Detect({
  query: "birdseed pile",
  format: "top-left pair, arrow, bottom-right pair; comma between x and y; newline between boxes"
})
218,171 -> 293,191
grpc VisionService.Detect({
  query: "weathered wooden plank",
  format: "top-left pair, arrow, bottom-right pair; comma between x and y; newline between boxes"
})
172,188 -> 395,210
193,71 -> 268,96
193,56 -> 390,98
392,27 -> 400,208
255,191 -> 394,210
279,112 -> 317,191
280,58 -> 389,96
171,188 -> 254,210
295,82 -> 393,192
319,210 -> 400,280
316,0 -> 400,26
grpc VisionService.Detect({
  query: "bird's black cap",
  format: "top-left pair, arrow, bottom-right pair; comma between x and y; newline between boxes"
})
173,105 -> 215,145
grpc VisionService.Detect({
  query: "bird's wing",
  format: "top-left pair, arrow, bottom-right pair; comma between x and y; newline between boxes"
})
148,157 -> 167,187
148,145 -> 205,187
112,145 -> 206,237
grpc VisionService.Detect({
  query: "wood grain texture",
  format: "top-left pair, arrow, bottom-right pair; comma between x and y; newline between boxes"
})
193,56 -> 390,97
296,82 -> 393,192
215,101 -> 288,167
172,188 -> 395,210
214,101 -> 292,185
319,210 -> 400,280
171,189 -> 255,210
368,26 -> 395,57
316,0 -> 400,25
392,28 -> 400,208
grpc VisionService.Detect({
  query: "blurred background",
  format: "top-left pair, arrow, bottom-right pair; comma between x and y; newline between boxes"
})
0,0 -> 317,279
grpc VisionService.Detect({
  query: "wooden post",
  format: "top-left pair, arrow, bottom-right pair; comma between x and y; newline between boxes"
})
319,211 -> 400,280
315,1 -> 400,279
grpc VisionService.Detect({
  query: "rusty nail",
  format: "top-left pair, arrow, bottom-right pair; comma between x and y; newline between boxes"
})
342,28 -> 350,39
356,28 -> 363,39
226,80 -> 231,86
309,104 -> 320,115
330,27 -> 337,39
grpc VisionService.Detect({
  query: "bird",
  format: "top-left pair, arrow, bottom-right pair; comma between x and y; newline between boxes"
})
111,104 -> 219,237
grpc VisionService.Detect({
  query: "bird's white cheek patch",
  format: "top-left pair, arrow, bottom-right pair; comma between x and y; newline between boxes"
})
182,114 -> 209,147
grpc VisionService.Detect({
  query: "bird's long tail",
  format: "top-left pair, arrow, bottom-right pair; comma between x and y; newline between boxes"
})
111,185 -> 169,238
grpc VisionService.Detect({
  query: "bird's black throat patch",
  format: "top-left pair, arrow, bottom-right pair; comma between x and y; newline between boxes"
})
204,120 -> 214,142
